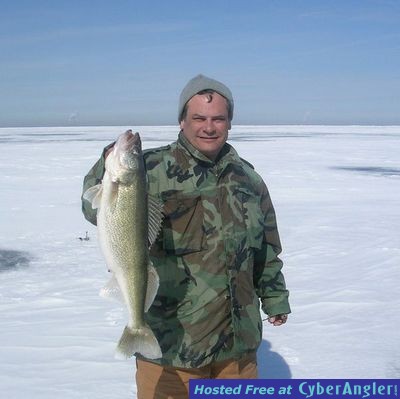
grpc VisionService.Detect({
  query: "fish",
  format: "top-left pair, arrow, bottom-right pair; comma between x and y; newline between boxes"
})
83,131 -> 163,360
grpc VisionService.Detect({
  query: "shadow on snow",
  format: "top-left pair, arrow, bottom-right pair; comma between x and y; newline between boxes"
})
0,249 -> 31,272
332,166 -> 400,177
257,339 -> 292,379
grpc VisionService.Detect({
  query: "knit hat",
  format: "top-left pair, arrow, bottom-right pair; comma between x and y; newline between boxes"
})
178,74 -> 234,121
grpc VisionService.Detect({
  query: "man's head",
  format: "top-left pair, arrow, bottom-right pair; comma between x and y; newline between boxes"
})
178,74 -> 234,161
178,74 -> 234,123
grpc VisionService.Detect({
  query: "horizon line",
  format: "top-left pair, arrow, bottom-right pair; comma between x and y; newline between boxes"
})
1,123 -> 400,129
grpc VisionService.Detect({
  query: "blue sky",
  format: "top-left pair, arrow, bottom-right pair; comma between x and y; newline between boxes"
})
1,0 -> 399,126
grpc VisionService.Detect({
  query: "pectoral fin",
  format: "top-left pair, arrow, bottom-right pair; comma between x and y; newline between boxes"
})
83,184 -> 103,209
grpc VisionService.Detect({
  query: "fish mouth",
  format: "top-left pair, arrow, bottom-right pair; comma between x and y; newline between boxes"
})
130,133 -> 141,154
112,131 -> 143,171
129,133 -> 142,155
116,131 -> 142,154
130,133 -> 142,154
131,132 -> 141,145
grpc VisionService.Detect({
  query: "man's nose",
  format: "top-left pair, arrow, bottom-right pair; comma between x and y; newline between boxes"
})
203,119 -> 215,134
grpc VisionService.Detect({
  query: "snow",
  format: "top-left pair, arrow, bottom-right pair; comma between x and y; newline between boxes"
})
1,125 -> 399,397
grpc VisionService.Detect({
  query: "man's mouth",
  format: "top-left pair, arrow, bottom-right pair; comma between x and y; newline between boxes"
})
198,136 -> 218,140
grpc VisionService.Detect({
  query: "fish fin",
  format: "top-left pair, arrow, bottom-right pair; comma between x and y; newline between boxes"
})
115,325 -> 162,360
147,194 -> 164,248
144,262 -> 159,312
99,274 -> 124,303
83,184 -> 103,209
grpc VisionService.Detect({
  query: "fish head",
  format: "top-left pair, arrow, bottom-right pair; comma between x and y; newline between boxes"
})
106,131 -> 144,184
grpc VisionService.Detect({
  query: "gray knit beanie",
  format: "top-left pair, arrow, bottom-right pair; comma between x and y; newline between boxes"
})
178,74 -> 234,122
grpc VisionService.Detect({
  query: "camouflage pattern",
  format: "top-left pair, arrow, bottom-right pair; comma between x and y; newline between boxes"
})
82,131 -> 290,368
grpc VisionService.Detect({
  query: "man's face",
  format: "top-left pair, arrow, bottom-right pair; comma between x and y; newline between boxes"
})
180,92 -> 231,161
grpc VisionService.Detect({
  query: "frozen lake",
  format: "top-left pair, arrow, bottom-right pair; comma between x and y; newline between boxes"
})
1,125 -> 399,398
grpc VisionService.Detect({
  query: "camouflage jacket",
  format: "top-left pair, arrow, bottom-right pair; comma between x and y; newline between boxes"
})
81,131 -> 290,368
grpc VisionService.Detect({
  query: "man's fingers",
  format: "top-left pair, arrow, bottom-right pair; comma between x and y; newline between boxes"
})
267,314 -> 288,326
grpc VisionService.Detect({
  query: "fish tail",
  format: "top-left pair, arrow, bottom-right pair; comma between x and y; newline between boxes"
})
115,325 -> 162,360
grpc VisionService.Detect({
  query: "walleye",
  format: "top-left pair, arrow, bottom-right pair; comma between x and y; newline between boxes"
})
83,131 -> 163,359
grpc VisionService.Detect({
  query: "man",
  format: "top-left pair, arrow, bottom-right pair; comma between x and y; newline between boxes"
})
82,74 -> 290,398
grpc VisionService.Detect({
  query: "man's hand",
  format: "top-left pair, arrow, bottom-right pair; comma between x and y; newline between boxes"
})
267,314 -> 288,326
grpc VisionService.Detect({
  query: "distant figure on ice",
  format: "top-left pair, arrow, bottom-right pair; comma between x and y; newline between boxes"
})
81,74 -> 291,399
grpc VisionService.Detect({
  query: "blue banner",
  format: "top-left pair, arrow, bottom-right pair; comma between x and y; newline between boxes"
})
189,379 -> 399,399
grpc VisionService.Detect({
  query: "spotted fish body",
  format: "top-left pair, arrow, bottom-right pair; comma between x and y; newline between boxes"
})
84,131 -> 162,359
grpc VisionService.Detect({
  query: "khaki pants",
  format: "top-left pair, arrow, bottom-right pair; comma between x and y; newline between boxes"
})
136,353 -> 257,399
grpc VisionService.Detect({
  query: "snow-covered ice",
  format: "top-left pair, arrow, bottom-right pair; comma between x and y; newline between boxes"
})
1,125 -> 399,398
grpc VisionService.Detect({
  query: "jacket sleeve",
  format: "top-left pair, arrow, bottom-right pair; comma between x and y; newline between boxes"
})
253,182 -> 291,317
81,143 -> 114,225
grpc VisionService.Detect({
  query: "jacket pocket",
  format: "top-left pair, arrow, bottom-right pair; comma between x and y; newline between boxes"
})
161,191 -> 207,255
235,187 -> 264,250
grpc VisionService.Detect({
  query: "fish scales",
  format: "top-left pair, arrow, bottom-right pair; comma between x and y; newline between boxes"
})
113,183 -> 148,316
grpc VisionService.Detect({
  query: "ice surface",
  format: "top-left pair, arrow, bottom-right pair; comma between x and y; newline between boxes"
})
1,125 -> 400,398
